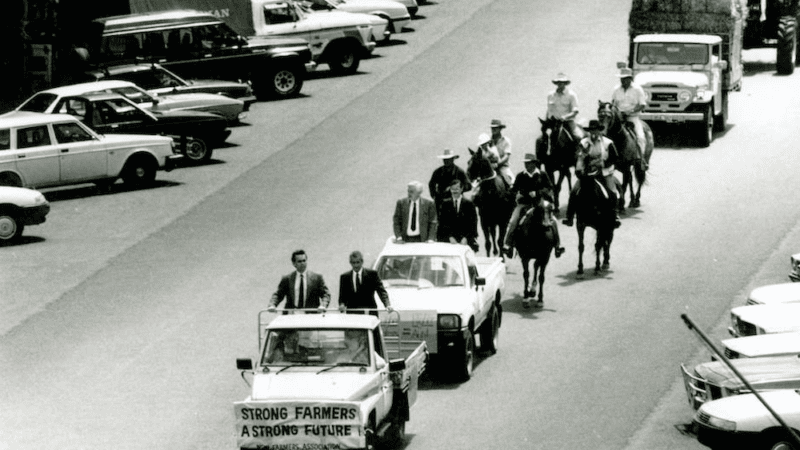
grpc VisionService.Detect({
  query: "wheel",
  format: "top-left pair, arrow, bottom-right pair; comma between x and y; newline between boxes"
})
183,136 -> 211,163
364,417 -> 377,450
698,104 -> 713,147
0,172 -> 23,187
121,155 -> 157,187
713,90 -> 728,132
479,306 -> 499,355
763,430 -> 799,450
456,332 -> 474,381
258,65 -> 303,100
776,17 -> 797,75
328,43 -> 361,75
0,211 -> 23,243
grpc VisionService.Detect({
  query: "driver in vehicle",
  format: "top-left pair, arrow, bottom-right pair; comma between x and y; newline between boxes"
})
335,330 -> 369,365
267,330 -> 308,363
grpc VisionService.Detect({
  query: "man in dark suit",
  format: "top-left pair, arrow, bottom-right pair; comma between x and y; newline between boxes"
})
437,179 -> 479,252
338,251 -> 392,316
268,249 -> 331,311
393,181 -> 438,243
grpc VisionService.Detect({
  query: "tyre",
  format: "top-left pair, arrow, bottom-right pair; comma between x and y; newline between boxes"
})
763,430 -> 799,450
0,211 -> 23,243
364,417 -> 377,450
776,17 -> 797,75
479,306 -> 500,355
183,136 -> 212,163
121,155 -> 157,187
0,172 -> 23,187
456,332 -> 474,381
713,90 -> 728,132
328,43 -> 361,75
258,65 -> 303,100
698,104 -> 713,148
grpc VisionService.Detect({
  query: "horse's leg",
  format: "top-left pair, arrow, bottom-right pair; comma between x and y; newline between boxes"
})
577,225 -> 585,278
627,167 -> 637,208
497,222 -> 508,258
521,257 -> 531,308
490,225 -> 499,256
482,222 -> 492,257
554,170 -> 566,213
618,168 -> 629,212
594,232 -> 603,275
536,256 -> 547,305
603,229 -> 613,270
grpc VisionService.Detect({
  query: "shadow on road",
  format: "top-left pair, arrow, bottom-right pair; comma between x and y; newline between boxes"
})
0,235 -> 46,248
43,179 -> 183,202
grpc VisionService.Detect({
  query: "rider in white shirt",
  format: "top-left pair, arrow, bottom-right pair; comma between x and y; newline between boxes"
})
611,67 -> 647,161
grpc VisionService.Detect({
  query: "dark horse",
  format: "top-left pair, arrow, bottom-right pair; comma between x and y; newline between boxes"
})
535,117 -> 580,213
572,168 -> 616,278
466,146 -> 514,257
512,199 -> 557,308
597,101 -> 654,209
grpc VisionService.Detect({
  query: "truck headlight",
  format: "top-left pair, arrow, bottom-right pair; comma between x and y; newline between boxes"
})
694,85 -> 712,101
706,415 -> 736,431
678,91 -> 692,102
438,314 -> 460,329
643,90 -> 651,101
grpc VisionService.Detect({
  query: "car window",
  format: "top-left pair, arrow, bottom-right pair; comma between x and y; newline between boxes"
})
94,98 -> 149,125
17,125 -> 52,149
0,129 -> 10,150
53,122 -> 95,143
108,86 -> 154,104
264,4 -> 298,24
53,98 -> 89,120
17,93 -> 58,113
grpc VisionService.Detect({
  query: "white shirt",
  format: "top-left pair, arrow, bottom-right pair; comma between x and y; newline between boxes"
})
452,195 -> 462,213
352,269 -> 362,291
406,199 -> 420,236
294,271 -> 307,306
612,83 -> 647,117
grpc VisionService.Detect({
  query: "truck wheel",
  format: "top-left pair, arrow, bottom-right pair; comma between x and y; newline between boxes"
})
763,430 -> 798,450
328,43 -> 361,75
0,210 -> 23,243
0,172 -> 23,187
479,306 -> 500,355
457,332 -> 474,381
698,104 -> 713,148
713,90 -> 728,132
183,136 -> 212,164
259,65 -> 304,100
776,17 -> 797,75
121,155 -> 157,187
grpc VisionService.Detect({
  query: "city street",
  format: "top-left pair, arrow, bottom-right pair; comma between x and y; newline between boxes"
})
2,0 -> 800,449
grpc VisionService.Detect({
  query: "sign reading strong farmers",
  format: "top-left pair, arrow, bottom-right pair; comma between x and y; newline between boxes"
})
234,400 -> 363,449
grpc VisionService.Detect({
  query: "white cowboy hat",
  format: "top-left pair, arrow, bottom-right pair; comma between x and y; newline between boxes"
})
552,72 -> 571,83
477,133 -> 492,146
617,67 -> 634,78
437,148 -> 459,159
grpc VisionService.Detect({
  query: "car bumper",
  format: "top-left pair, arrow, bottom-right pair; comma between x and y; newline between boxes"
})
641,111 -> 704,122
694,421 -> 760,449
239,96 -> 258,111
393,18 -> 411,33
305,61 -> 318,73
20,203 -> 50,226
164,154 -> 183,172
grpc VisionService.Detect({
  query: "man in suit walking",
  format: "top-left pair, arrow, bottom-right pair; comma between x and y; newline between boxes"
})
437,179 -> 479,252
338,250 -> 392,316
268,249 -> 331,311
393,181 -> 438,243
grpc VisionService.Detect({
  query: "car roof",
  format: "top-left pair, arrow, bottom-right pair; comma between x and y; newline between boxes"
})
634,34 -> 723,44
95,10 -> 223,35
40,80 -> 138,96
267,313 -> 379,330
0,112 -> 80,128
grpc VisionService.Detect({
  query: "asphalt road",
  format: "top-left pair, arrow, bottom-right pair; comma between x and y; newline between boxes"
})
3,0 -> 800,449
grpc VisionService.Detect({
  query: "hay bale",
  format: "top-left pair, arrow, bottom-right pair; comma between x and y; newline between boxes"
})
630,0 -> 742,35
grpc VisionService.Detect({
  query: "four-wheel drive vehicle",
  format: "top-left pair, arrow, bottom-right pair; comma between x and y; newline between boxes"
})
0,186 -> 50,244
627,0 -> 745,147
693,390 -> 800,449
681,355 -> 800,409
0,113 -> 179,189
373,240 -> 505,381
721,331 -> 800,359
729,303 -> 800,337
234,310 -> 429,450
32,92 -> 230,164
88,10 -> 315,99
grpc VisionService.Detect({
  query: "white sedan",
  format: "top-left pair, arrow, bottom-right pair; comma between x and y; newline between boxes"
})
13,80 -> 246,124
0,186 -> 50,243
305,0 -> 412,35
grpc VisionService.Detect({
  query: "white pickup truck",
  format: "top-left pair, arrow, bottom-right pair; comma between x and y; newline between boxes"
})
234,309 -> 430,450
373,240 -> 506,381
728,303 -> 800,337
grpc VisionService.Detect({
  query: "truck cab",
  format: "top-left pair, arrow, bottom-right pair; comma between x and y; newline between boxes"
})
630,34 -> 737,147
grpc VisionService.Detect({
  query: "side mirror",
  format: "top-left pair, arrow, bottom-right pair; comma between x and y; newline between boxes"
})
236,358 -> 253,370
475,277 -> 486,286
389,358 -> 405,372
616,61 -> 627,69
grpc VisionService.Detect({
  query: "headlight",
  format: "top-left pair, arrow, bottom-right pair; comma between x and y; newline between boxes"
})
643,90 -> 651,101
33,193 -> 46,205
706,415 -> 736,431
693,85 -> 712,101
438,314 -> 460,329
678,91 -> 692,102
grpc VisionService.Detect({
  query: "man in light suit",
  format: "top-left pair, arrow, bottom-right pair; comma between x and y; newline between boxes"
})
437,179 -> 479,253
268,249 -> 331,311
338,250 -> 392,316
393,180 -> 438,243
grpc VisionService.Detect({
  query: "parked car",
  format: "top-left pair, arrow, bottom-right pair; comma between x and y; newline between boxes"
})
744,283 -> 800,306
13,80 -> 246,125
0,112 -> 179,190
304,0 -> 411,36
721,331 -> 800,360
0,186 -> 50,243
729,303 -> 800,337
790,252 -> 800,282
83,63 -> 257,110
19,92 -> 230,163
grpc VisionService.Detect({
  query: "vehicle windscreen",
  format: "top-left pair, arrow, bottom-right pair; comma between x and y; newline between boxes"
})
375,255 -> 465,288
637,43 -> 709,65
18,93 -> 58,113
261,329 -> 369,366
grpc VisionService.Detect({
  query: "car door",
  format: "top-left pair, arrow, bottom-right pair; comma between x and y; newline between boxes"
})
12,124 -> 61,188
372,329 -> 393,420
53,121 -> 108,183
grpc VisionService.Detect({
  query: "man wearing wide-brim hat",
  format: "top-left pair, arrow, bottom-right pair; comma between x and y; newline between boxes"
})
545,72 -> 582,141
502,152 -> 565,258
489,119 -> 514,186
428,148 -> 471,212
611,67 -> 647,160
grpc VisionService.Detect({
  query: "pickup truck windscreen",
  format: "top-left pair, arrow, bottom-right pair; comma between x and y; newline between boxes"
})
375,255 -> 465,288
261,329 -> 370,366
637,43 -> 709,65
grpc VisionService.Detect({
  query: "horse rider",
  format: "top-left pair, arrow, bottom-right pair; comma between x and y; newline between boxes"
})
429,148 -> 471,212
489,119 -> 514,186
611,67 -> 647,164
502,153 -> 565,259
562,120 -> 621,229
546,72 -> 582,142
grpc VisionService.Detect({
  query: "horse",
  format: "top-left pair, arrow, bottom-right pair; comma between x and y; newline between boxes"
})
510,199 -> 557,308
571,168 -> 616,278
466,145 -> 515,258
596,101 -> 654,209
535,117 -> 580,213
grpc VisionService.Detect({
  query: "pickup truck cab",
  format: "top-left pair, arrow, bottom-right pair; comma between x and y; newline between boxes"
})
745,283 -> 800,306
253,0 -> 386,74
729,304 -> 800,337
235,310 -> 429,450
722,332 -> 800,360
373,240 -> 506,381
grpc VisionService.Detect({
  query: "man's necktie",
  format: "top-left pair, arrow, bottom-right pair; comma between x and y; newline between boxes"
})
410,202 -> 417,231
356,272 -> 361,292
298,274 -> 305,308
